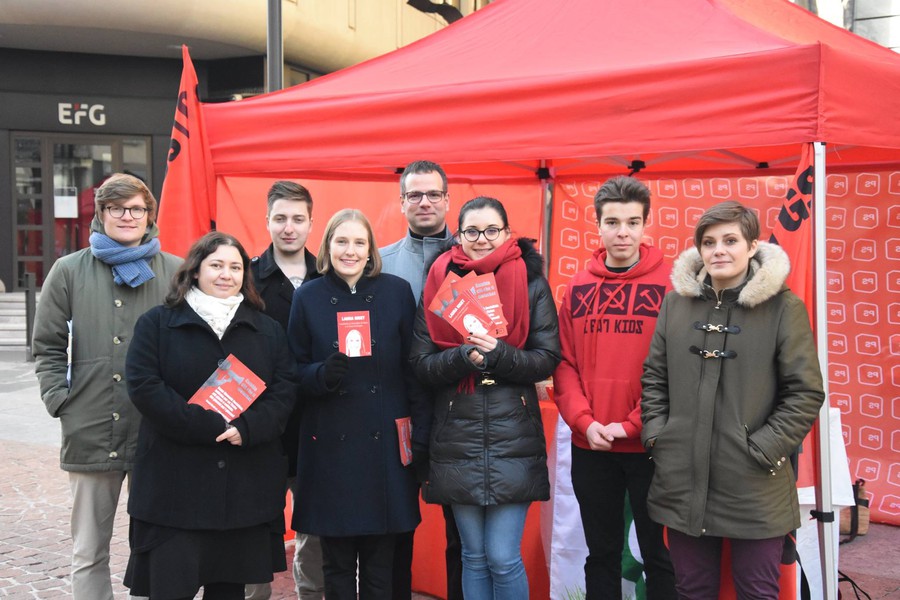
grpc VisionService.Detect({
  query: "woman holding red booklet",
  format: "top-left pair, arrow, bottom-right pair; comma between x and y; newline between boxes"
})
410,196 -> 561,600
286,209 -> 429,600
125,232 -> 297,600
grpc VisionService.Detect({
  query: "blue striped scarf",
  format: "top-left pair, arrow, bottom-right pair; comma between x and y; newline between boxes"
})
89,232 -> 160,288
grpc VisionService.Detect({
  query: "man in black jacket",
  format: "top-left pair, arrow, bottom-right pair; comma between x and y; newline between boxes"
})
247,180 -> 322,600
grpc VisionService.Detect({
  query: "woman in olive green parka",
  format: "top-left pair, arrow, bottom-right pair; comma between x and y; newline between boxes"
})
640,201 -> 824,599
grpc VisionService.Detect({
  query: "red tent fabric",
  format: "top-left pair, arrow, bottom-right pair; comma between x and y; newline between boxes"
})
156,1 -> 900,597
201,0 -> 900,181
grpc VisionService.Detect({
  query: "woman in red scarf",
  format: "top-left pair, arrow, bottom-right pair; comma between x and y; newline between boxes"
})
410,197 -> 561,600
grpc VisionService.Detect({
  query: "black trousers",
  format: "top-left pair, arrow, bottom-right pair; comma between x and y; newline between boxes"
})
321,533 -> 396,600
391,508 -> 461,600
570,445 -> 677,600
442,504 -> 464,600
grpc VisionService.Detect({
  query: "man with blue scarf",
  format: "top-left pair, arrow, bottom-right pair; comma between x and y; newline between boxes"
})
33,173 -> 182,600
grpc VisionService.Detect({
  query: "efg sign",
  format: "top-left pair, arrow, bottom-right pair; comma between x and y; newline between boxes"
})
58,102 -> 107,126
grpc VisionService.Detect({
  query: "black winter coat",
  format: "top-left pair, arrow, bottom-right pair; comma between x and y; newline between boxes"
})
250,244 -> 320,477
125,302 -> 297,531
287,271 -> 427,537
410,239 -> 561,506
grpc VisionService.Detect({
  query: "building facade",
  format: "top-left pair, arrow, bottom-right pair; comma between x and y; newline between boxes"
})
1,0 -> 490,290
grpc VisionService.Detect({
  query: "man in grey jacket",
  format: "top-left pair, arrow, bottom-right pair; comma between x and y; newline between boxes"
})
379,160 -> 460,600
380,160 -> 453,304
33,174 -> 182,600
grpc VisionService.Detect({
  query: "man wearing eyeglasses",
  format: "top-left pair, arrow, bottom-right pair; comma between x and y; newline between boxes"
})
33,173 -> 182,600
379,161 -> 462,600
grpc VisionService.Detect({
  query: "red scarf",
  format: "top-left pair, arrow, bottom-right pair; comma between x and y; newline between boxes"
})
423,239 -> 531,353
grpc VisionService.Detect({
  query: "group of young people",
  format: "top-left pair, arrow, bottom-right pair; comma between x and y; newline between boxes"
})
33,162 -> 824,600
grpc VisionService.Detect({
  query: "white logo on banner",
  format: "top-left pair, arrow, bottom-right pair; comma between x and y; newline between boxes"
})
856,173 -> 881,196
852,271 -> 878,293
859,426 -> 883,450
856,334 -> 881,356
828,174 -> 850,197
855,206 -> 880,228
859,394 -> 884,418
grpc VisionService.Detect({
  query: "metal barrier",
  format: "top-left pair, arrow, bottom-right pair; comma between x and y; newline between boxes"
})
23,272 -> 35,362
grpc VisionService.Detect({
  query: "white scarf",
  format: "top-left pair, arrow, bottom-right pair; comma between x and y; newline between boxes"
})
186,286 -> 244,339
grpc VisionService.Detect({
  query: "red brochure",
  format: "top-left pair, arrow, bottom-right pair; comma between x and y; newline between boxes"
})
440,288 -> 496,339
427,274 -> 459,320
188,354 -> 266,421
395,417 -> 413,466
337,311 -> 372,357
429,272 -> 508,338
463,272 -> 508,337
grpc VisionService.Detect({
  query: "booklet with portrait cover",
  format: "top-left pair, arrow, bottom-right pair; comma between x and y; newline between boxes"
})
337,311 -> 372,357
188,354 -> 266,421
427,272 -> 507,339
461,271 -> 508,337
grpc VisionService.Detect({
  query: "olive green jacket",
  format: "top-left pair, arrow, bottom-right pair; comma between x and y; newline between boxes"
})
641,242 -> 824,539
33,218 -> 182,472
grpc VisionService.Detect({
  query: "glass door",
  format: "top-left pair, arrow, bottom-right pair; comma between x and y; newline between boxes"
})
53,142 -> 113,258
11,133 -> 151,287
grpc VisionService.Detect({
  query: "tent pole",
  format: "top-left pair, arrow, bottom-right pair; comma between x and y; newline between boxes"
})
813,140 -> 837,600
540,161 -> 554,277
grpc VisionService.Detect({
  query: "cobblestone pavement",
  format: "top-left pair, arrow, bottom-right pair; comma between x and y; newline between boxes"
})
1,358 -> 896,599
0,359 -> 436,600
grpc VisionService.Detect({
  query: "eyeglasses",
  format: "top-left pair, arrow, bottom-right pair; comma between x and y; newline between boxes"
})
403,190 -> 446,204
460,227 -> 504,242
105,205 -> 148,219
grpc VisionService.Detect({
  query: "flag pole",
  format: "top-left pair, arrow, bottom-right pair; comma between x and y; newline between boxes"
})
813,140 -> 837,600
267,0 -> 283,92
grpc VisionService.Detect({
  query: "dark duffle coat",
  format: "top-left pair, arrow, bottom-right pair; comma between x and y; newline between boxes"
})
287,270 -> 427,537
125,302 -> 297,530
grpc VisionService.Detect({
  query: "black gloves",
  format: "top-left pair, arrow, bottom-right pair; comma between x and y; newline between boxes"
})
323,352 -> 350,389
410,442 -> 430,484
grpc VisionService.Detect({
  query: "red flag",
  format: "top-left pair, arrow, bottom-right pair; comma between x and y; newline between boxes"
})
769,143 -> 818,489
769,143 -> 814,312
157,45 -> 216,257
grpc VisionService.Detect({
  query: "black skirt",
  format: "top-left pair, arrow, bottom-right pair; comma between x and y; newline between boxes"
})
124,518 -> 287,600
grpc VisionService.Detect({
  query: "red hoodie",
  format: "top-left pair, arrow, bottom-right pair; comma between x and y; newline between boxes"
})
553,243 -> 671,452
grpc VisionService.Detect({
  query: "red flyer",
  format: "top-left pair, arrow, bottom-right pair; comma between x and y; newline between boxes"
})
427,274 -> 459,319
188,354 -> 266,421
337,311 -> 372,357
440,289 -> 496,339
395,417 -> 413,466
464,272 -> 508,337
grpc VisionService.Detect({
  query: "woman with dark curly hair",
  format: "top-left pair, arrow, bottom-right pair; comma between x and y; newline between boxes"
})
125,231 -> 297,600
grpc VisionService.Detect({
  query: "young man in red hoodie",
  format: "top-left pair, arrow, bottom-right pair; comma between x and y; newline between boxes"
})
554,176 -> 677,599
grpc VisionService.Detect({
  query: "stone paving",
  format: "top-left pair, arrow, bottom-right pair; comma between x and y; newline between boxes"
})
0,357 -> 896,599
0,359 -> 438,599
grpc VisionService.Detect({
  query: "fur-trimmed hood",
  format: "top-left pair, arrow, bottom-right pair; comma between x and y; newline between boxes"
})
670,241 -> 790,308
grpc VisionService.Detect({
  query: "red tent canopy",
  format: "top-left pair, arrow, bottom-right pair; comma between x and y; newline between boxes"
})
155,3 -> 900,597
202,0 -> 900,182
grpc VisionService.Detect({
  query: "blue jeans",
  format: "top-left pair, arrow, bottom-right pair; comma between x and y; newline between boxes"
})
451,503 -> 530,600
